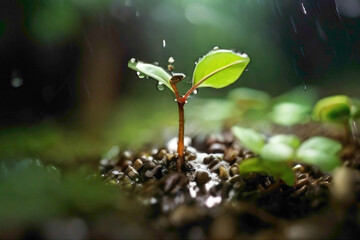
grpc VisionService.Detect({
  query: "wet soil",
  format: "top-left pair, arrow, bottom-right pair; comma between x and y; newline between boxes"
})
100,129 -> 360,240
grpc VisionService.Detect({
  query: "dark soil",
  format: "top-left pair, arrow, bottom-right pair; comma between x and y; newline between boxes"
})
100,129 -> 360,240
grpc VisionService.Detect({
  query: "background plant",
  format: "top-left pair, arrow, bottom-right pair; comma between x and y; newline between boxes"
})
232,126 -> 342,186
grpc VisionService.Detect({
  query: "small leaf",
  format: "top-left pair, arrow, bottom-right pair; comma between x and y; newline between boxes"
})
297,149 -> 341,172
270,102 -> 310,126
128,60 -> 174,92
297,136 -> 342,156
268,134 -> 301,149
192,49 -> 250,89
232,126 -> 264,154
260,143 -> 295,162
238,158 -> 295,186
312,95 -> 351,123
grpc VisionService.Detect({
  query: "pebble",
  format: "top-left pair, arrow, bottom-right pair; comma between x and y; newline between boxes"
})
161,172 -> 188,194
229,165 -> 239,177
133,159 -> 143,170
208,143 -> 226,153
196,170 -> 211,185
219,166 -> 229,180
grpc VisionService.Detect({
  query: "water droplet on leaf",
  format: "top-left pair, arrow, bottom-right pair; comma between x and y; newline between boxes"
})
157,82 -> 165,91
137,71 -> 145,78
168,57 -> 175,63
213,46 -> 219,50
130,58 -> 136,63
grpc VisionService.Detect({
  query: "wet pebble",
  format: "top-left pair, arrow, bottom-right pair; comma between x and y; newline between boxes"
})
209,143 -> 226,153
196,170 -> 211,185
219,166 -> 229,180
133,159 -> 143,170
161,172 -> 188,194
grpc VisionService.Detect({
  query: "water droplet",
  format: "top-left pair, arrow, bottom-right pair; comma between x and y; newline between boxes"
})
162,40 -> 166,48
153,62 -> 159,65
213,46 -> 219,50
300,3 -> 307,14
290,16 -> 298,34
193,89 -> 198,95
174,99 -> 178,102
245,68 -> 249,72
130,58 -> 136,63
241,53 -> 248,58
185,100 -> 188,103
168,57 -> 175,63
137,71 -> 145,79
11,70 -> 23,88
157,82 -> 165,91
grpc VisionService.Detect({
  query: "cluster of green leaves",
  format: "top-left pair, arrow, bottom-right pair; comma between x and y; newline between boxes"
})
128,49 -> 250,92
232,126 -> 342,186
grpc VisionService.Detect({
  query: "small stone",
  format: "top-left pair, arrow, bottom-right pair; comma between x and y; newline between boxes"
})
229,165 -> 239,177
133,159 -> 143,170
155,149 -> 167,160
208,159 -> 220,169
219,166 -> 229,180
122,160 -> 133,170
126,166 -> 139,180
209,143 -> 226,153
185,153 -> 197,161
196,170 -> 211,185
203,155 -> 216,164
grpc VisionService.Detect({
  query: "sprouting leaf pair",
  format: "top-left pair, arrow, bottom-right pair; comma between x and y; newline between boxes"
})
128,49 -> 250,93
232,126 -> 342,186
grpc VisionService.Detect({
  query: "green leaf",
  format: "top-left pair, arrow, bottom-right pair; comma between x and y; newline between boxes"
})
260,143 -> 294,162
296,149 -> 341,172
297,136 -> 342,156
268,134 -> 301,149
192,49 -> 250,89
312,95 -> 351,123
128,60 -> 174,92
238,158 -> 295,186
351,98 -> 360,119
270,102 -> 310,126
232,126 -> 264,154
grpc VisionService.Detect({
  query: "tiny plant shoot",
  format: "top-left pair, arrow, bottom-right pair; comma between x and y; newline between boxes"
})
312,95 -> 360,141
128,49 -> 250,171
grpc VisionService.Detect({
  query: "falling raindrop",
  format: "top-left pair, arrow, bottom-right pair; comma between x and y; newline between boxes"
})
137,71 -> 145,78
300,2 -> 307,14
11,70 -> 23,88
157,82 -> 165,91
135,11 -> 140,18
162,40 -> 166,48
130,58 -> 136,63
303,82 -> 307,91
168,57 -> 175,63
193,89 -> 198,95
290,16 -> 298,34
213,46 -> 219,50
299,46 -> 305,57
245,68 -> 249,72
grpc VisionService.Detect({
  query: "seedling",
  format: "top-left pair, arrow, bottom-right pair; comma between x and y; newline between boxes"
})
312,95 -> 360,141
232,126 -> 342,185
128,49 -> 250,171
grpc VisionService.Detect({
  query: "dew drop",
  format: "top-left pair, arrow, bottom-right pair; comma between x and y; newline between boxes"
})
11,70 -> 23,88
241,53 -> 248,58
157,82 -> 165,91
168,57 -> 175,63
193,89 -> 198,95
162,40 -> 166,48
137,71 -> 145,79
213,46 -> 219,50
130,58 -> 136,63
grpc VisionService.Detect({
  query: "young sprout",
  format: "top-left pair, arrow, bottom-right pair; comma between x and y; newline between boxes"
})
128,49 -> 250,171
232,126 -> 342,186
312,95 -> 360,141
